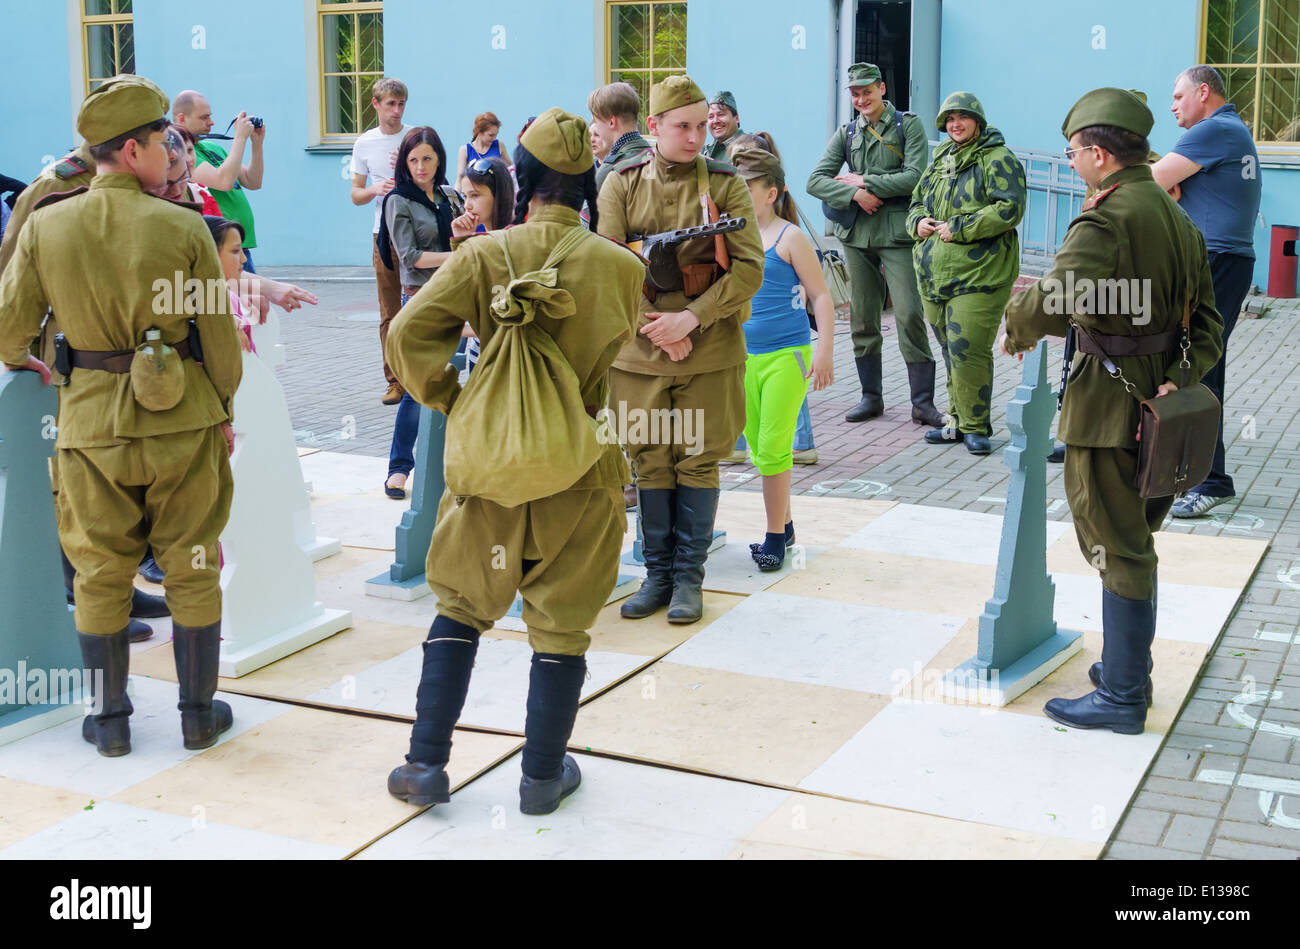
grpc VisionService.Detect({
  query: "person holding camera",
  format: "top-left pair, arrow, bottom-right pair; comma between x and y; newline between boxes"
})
172,90 -> 264,272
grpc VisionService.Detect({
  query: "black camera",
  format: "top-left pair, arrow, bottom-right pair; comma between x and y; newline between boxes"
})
248,117 -> 264,129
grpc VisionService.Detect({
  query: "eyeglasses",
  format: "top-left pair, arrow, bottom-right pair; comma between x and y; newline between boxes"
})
467,158 -> 497,180
1064,145 -> 1095,159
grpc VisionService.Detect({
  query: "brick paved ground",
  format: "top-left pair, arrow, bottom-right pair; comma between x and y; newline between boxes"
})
267,265 -> 1300,859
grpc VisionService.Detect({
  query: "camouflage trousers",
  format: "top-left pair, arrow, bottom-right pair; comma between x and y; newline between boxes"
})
922,285 -> 1013,437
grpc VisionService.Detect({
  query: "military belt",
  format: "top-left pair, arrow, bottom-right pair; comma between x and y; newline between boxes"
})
1074,330 -> 1176,359
70,338 -> 193,374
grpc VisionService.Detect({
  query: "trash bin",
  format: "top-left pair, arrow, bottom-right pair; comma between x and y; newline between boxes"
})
1268,224 -> 1298,298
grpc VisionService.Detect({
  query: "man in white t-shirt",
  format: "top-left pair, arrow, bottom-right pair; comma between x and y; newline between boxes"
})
350,77 -> 412,405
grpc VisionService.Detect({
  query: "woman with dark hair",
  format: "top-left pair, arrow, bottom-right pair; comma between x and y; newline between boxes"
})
455,111 -> 503,181
386,108 -> 644,816
454,156 -> 515,235
379,126 -> 453,499
202,215 -> 255,352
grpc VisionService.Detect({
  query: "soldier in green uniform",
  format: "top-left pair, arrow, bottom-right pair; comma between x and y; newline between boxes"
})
597,75 -> 764,625
1001,88 -> 1223,735
704,91 -> 744,162
807,63 -> 944,428
0,75 -> 244,756
908,91 -> 1027,455
385,108 -> 646,814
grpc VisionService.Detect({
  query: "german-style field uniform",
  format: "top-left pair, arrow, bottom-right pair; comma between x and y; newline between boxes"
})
595,130 -> 652,193
1003,88 -> 1223,735
0,74 -> 244,757
597,75 -> 764,626
385,108 -> 646,814
907,92 -> 1027,452
807,62 -> 943,427
703,91 -> 743,162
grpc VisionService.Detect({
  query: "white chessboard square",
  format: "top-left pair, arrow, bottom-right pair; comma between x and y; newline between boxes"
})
841,504 -> 1073,566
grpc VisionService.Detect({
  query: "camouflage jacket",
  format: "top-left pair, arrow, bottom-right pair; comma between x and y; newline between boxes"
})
906,127 -> 1026,300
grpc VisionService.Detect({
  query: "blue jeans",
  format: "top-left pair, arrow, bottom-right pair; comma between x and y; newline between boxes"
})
736,396 -> 814,452
389,291 -> 420,478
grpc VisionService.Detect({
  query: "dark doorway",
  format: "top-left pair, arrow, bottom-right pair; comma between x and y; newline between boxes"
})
856,0 -> 911,112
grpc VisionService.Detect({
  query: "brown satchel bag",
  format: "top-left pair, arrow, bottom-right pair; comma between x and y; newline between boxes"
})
1073,292 -> 1220,499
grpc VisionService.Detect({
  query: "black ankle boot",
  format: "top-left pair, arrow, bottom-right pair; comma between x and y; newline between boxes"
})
172,621 -> 233,750
667,486 -> 719,624
906,361 -> 945,427
78,629 -> 133,757
519,653 -> 586,815
130,587 -> 170,619
621,489 -> 676,619
127,619 -> 154,643
388,615 -> 481,806
1045,589 -> 1154,735
845,354 -> 883,422
137,550 -> 165,584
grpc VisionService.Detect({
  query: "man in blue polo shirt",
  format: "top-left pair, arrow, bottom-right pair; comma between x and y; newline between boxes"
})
1152,65 -> 1261,517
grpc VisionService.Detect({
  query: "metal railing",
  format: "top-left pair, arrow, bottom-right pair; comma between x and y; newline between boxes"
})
1012,146 -> 1088,276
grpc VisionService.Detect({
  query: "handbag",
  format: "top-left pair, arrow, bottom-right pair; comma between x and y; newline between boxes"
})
796,201 -> 851,330
1073,289 -> 1220,499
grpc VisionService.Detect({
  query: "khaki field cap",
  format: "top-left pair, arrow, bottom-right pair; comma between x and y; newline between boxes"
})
730,147 -> 785,188
936,91 -> 987,132
520,107 -> 594,175
1061,87 -> 1155,139
77,74 -> 170,147
649,75 -> 706,116
846,62 -> 883,89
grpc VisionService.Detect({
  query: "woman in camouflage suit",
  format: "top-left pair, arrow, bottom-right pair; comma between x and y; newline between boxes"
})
907,92 -> 1027,455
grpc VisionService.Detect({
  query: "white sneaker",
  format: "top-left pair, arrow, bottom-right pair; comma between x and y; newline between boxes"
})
1170,491 -> 1234,518
792,449 -> 819,465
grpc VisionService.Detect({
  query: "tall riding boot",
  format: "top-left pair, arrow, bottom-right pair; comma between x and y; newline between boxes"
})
388,615 -> 481,805
1090,571 -> 1156,706
906,361 -> 946,428
78,628 -> 133,757
1047,589 -> 1153,734
845,353 -> 884,422
519,652 -> 586,815
172,621 -> 234,750
667,486 -> 720,625
621,488 -> 676,619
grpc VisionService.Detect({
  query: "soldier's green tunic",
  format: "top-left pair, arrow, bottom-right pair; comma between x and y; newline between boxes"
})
907,119 -> 1027,436
386,205 -> 645,655
806,103 -> 934,362
1003,164 -> 1223,599
596,147 -> 764,489
703,128 -> 743,163
0,175 -> 243,634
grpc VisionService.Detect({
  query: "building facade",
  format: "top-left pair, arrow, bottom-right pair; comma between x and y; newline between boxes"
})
3,0 -> 1295,286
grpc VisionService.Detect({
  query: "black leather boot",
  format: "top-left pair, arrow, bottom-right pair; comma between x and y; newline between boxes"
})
130,587 -> 170,619
906,361 -> 946,427
845,354 -> 884,422
172,621 -> 233,750
519,653 -> 586,815
1090,572 -> 1156,707
79,628 -> 133,757
1045,589 -> 1153,734
1046,441 -> 1066,463
388,615 -> 481,805
621,488 -> 676,619
137,549 -> 165,584
667,486 -> 719,625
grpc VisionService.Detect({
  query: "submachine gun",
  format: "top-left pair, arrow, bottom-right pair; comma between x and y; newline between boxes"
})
627,215 -> 747,296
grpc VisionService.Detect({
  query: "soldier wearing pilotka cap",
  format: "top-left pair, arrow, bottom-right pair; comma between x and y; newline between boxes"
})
0,74 -> 244,757
1000,88 -> 1222,735
704,90 -> 744,162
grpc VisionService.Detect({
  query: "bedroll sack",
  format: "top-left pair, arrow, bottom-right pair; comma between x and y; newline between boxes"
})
443,225 -> 603,508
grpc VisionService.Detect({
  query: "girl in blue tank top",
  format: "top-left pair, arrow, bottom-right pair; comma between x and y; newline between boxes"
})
731,145 -> 836,572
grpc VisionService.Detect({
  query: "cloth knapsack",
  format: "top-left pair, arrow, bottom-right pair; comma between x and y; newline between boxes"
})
443,224 -> 607,507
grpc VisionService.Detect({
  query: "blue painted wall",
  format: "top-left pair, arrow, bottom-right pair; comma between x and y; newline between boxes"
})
0,2 -> 79,181
941,0 -> 1295,287
1,0 -> 1291,286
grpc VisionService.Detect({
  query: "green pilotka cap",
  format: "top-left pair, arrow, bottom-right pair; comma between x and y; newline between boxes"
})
77,74 -> 170,147
1061,87 -> 1154,139
709,91 -> 738,115
520,107 -> 594,175
650,75 -> 706,116
730,147 -> 785,188
846,62 -> 883,88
